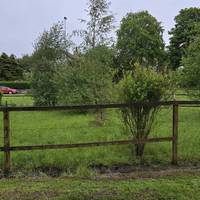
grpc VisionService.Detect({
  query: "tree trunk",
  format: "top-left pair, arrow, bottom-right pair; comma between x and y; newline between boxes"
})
135,143 -> 145,158
95,108 -> 105,126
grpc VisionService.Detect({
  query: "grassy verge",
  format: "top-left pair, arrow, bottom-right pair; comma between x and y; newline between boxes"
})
1,174 -> 200,199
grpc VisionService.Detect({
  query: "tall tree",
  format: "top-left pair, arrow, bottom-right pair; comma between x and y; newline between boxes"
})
168,7 -> 200,70
115,11 -> 165,73
31,22 -> 72,106
77,0 -> 115,50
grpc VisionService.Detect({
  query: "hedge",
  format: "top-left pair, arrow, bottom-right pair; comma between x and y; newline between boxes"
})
0,81 -> 30,89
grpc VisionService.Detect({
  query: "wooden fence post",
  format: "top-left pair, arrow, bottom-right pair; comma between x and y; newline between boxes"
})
172,101 -> 178,165
3,108 -> 11,177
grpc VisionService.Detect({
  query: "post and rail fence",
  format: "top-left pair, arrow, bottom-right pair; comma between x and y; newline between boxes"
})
0,100 -> 200,177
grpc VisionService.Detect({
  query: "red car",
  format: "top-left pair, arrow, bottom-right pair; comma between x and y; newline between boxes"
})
0,86 -> 17,94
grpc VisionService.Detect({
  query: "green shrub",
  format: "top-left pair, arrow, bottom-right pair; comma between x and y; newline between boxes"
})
57,46 -> 115,105
0,81 -> 30,89
118,64 -> 170,157
31,59 -> 58,106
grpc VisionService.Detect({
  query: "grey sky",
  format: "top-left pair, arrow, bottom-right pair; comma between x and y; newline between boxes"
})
0,0 -> 200,57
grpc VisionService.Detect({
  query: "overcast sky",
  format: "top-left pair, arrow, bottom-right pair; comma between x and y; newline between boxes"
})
0,0 -> 200,57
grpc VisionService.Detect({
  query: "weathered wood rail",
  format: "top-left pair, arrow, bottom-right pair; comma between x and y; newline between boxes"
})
1,100 -> 200,177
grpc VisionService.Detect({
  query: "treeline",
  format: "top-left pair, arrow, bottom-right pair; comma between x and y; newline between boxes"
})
2,0 -> 200,102
0,53 -> 23,81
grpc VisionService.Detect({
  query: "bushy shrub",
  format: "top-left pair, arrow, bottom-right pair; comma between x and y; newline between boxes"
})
118,64 -> 170,157
57,46 -> 115,105
31,59 -> 58,106
0,81 -> 30,89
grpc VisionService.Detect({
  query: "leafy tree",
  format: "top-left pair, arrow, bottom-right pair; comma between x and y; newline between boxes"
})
32,59 -> 58,106
77,0 -> 115,50
182,34 -> 200,97
0,53 -> 23,81
115,11 -> 165,73
168,7 -> 200,70
33,22 -> 72,61
57,45 -> 114,105
31,22 -> 72,106
118,64 -> 170,157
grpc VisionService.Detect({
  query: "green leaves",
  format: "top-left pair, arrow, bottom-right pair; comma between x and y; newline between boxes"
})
31,22 -> 72,106
116,11 -> 165,71
118,64 -> 170,157
78,0 -> 115,50
0,53 -> 23,81
168,8 -> 200,70
182,36 -> 200,98
57,45 -> 115,105
118,64 -> 169,103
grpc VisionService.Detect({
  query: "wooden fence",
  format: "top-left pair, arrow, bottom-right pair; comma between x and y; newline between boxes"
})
0,100 -> 200,177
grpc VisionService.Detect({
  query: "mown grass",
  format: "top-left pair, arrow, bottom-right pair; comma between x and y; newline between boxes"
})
1,175 -> 200,199
0,94 -> 199,175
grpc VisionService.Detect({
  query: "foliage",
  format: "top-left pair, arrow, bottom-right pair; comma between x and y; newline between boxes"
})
118,64 -> 170,157
31,22 -> 72,106
115,11 -> 165,72
18,54 -> 35,81
31,59 -> 58,106
0,81 -> 30,89
76,0 -> 115,50
57,45 -> 115,105
168,7 -> 200,70
182,35 -> 200,98
0,53 -> 23,81
33,22 -> 72,61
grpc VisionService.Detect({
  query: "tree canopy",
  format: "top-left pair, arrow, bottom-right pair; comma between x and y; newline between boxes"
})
182,34 -> 200,97
168,7 -> 200,70
31,22 -> 72,106
58,45 -> 114,105
77,0 -> 115,50
115,11 -> 165,72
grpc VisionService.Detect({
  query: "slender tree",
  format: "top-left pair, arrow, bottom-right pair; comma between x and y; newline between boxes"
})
31,22 -> 72,106
77,0 -> 115,50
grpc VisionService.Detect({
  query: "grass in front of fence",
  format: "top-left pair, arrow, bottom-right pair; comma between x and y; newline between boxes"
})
0,94 -> 200,175
1,175 -> 200,200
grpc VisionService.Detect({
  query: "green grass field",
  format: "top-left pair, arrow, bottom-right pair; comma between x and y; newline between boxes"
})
1,174 -> 200,200
0,94 -> 200,199
0,94 -> 200,176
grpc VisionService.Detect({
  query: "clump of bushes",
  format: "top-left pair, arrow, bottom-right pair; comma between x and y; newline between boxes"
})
0,81 -> 30,89
118,64 -> 170,157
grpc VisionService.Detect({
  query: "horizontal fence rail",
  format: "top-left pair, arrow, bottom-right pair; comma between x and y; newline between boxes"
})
0,137 -> 173,152
0,100 -> 200,112
0,100 -> 199,177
